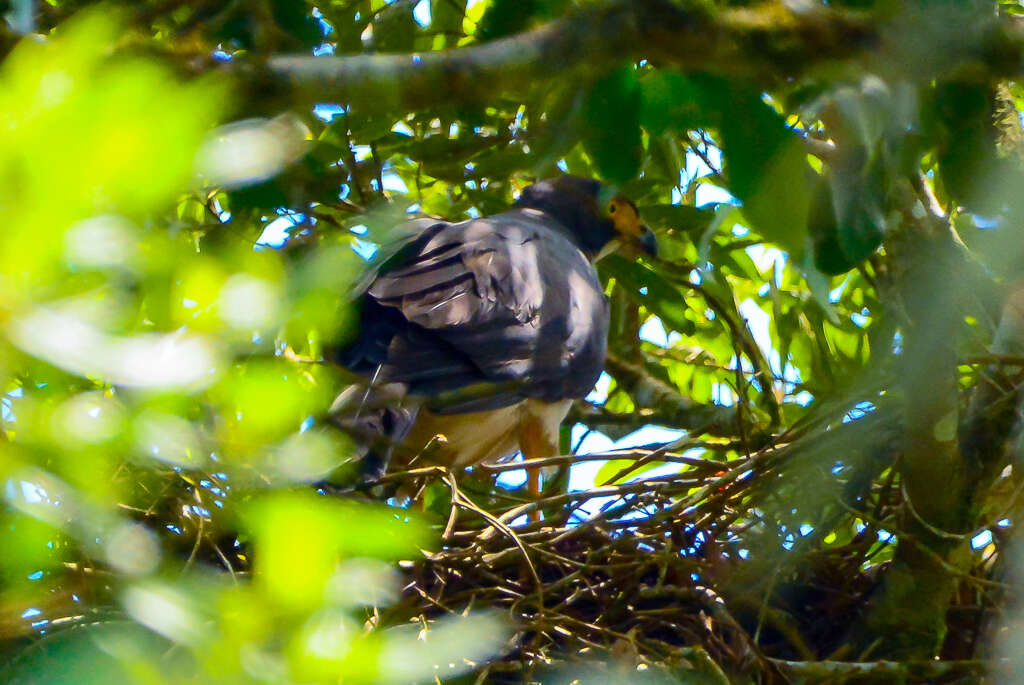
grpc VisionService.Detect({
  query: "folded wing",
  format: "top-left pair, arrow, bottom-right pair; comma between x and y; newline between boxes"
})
340,209 -> 609,413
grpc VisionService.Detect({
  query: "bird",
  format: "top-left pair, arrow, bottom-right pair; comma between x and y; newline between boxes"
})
330,175 -> 657,498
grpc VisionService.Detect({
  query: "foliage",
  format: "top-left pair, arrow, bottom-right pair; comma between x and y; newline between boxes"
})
1,0 -> 1024,683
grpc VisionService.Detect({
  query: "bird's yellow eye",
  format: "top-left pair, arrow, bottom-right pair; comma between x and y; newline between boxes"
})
608,203 -> 617,214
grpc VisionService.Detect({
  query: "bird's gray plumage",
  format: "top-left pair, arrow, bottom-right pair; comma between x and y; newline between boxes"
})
340,207 -> 610,415
332,176 -> 655,483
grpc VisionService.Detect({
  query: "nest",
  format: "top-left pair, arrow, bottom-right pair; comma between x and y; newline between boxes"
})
369,425 -> 1003,684
12,399 -> 1004,684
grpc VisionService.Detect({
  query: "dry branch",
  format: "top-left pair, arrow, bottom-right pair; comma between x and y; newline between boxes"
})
363,429 -> 997,682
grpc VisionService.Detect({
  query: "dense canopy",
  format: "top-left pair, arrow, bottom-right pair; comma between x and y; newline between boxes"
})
3,0 -> 1024,682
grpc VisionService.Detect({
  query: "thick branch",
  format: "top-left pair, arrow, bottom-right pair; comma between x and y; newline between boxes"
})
255,0 -> 878,112
767,658 -> 989,681
962,278 -> 1024,485
850,190 -> 997,658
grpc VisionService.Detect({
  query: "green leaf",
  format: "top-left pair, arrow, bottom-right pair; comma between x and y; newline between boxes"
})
242,492 -> 431,607
272,0 -> 324,49
411,133 -> 498,163
580,67 -> 643,185
345,110 -> 399,141
604,389 -> 635,414
228,179 -> 289,212
601,255 -> 695,336
833,176 -> 885,267
471,146 -> 533,177
799,252 -> 841,325
477,0 -> 537,40
476,0 -> 568,41
639,204 -> 716,233
372,1 -> 418,52
595,459 -> 632,485
639,71 -> 710,136
809,150 -> 886,275
715,89 -> 811,254
929,80 -> 1003,214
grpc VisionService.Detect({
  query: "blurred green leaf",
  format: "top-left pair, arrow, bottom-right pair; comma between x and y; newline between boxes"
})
272,0 -> 323,49
602,254 -> 695,336
212,360 -> 333,449
809,151 -> 887,275
929,80 -> 1004,214
477,0 -> 537,41
0,511 -> 64,585
580,66 -> 643,185
0,11 -> 225,291
639,70 -> 710,136
243,492 -> 431,607
714,88 -> 811,253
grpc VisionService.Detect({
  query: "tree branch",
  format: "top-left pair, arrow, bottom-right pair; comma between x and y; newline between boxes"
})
847,184 -> 1015,658
602,353 -> 748,439
254,0 -> 879,113
767,657 -> 990,681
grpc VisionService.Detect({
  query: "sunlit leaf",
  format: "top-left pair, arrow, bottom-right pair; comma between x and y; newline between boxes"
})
197,114 -> 311,189
242,492 -> 431,607
8,308 -> 222,391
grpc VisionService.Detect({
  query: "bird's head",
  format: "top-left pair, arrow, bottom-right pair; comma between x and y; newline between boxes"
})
515,176 -> 658,261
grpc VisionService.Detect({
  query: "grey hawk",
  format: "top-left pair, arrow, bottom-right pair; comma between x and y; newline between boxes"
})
333,176 -> 656,495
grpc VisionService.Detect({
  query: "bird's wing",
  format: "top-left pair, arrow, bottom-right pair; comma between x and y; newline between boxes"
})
348,209 -> 609,413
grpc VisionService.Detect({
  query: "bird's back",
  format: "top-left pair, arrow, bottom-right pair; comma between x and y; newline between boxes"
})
338,208 -> 610,414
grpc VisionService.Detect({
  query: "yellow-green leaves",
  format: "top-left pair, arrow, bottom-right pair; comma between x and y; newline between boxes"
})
242,492 -> 431,608
212,360 -> 333,450
0,9 -> 227,395
0,11 -> 224,282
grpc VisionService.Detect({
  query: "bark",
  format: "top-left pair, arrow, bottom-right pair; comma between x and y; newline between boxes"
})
251,0 -> 880,113
850,214 -> 1024,657
236,1 -> 1024,117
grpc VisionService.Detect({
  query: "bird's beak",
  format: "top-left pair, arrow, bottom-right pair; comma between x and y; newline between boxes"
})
638,226 -> 658,258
